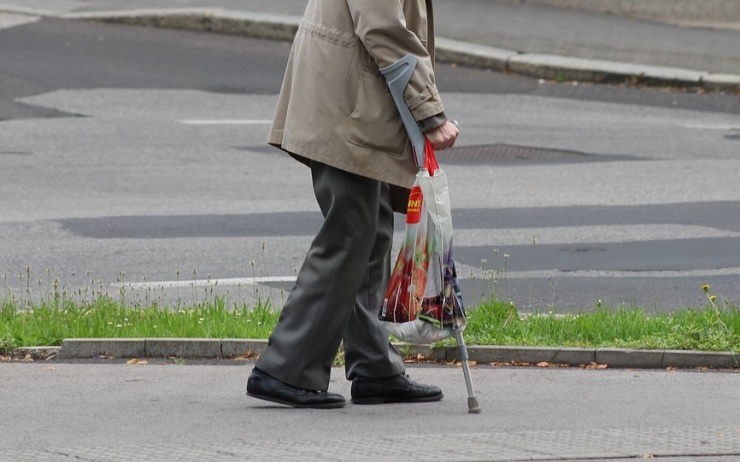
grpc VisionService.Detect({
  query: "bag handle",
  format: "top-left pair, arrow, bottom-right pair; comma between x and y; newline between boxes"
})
424,138 -> 439,176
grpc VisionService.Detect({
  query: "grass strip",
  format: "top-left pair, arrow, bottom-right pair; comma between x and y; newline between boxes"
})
1,296 -> 738,354
0,296 -> 279,354
460,299 -> 739,352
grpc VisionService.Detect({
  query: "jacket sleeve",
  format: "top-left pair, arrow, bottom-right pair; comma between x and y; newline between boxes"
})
346,0 -> 444,121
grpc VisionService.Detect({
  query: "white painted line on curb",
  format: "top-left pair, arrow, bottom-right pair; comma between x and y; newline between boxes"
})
111,276 -> 297,290
178,119 -> 272,125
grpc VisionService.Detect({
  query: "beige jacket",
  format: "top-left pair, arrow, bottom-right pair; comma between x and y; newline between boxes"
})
268,0 -> 444,212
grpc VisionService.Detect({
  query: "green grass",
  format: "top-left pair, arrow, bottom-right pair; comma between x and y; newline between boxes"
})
1,294 -> 738,355
1,296 -> 280,354
462,298 -> 739,352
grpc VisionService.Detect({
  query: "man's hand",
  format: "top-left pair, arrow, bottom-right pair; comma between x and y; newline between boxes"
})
426,120 -> 459,151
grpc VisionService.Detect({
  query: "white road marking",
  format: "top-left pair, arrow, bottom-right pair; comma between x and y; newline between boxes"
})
177,119 -> 272,125
679,123 -> 739,131
0,13 -> 39,30
111,276 -> 296,290
461,266 -> 740,279
111,264 -> 740,293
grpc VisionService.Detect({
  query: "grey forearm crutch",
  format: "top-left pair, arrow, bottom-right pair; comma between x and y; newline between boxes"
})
380,55 -> 482,414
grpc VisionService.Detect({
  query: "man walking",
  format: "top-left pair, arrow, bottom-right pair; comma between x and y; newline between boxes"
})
246,0 -> 459,409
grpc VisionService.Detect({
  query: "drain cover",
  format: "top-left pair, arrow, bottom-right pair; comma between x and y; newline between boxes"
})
437,143 -> 606,165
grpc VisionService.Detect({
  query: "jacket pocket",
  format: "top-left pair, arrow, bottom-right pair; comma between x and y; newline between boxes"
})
344,69 -> 409,156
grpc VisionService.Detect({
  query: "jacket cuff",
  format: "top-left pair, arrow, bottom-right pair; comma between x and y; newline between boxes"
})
418,112 -> 447,133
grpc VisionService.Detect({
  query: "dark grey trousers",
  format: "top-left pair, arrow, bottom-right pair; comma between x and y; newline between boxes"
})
255,161 -> 406,391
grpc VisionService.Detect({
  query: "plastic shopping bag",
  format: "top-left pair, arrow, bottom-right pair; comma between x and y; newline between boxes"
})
379,139 -> 467,344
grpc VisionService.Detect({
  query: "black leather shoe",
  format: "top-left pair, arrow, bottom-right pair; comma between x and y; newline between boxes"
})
351,373 -> 443,404
246,368 -> 346,409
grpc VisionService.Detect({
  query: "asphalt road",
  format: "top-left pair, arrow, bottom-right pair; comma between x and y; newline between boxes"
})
1,17 -> 740,312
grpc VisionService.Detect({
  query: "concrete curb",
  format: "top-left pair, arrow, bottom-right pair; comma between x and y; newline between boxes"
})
43,338 -> 739,369
436,38 -> 740,90
3,7 -> 737,91
79,9 -> 740,91
77,10 -> 740,91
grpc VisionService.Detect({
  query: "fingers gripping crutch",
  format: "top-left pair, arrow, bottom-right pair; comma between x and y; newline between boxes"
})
380,55 -> 481,414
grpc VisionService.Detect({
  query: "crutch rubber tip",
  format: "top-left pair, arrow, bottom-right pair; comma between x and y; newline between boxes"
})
467,397 -> 482,414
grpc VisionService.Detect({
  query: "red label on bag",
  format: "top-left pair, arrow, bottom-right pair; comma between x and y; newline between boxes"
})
406,185 -> 423,224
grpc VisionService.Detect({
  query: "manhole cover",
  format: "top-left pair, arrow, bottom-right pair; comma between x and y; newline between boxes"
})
437,144 -> 609,165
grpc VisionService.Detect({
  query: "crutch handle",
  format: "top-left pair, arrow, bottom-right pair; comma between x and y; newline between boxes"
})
380,55 -> 426,169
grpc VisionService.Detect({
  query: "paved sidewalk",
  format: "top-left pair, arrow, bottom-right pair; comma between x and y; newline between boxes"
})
1,362 -> 739,461
1,0 -> 740,89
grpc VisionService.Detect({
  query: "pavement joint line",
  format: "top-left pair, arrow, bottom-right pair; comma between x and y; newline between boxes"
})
9,340 -> 729,369
2,6 -> 738,90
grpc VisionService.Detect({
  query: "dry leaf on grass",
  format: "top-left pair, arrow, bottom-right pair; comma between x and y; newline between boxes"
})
489,361 -> 532,367
538,362 -> 571,368
126,359 -> 148,365
581,362 -> 608,370
455,360 -> 477,367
